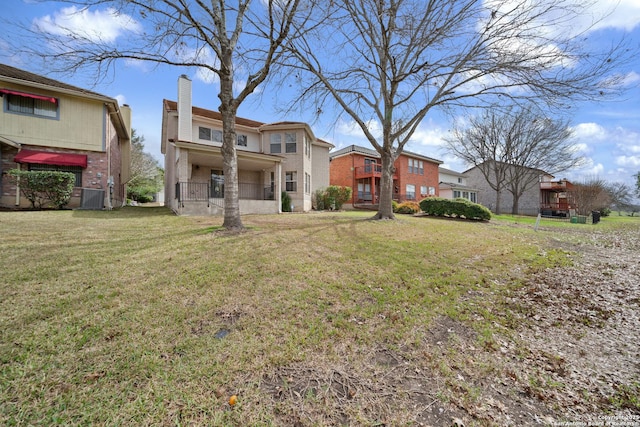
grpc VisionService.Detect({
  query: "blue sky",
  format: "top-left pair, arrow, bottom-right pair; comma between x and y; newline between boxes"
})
2,0 -> 639,192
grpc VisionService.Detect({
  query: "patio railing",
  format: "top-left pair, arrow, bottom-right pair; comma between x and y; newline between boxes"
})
176,181 -> 274,206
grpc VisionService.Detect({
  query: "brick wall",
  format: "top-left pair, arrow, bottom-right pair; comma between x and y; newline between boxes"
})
394,154 -> 440,201
0,145 -> 109,209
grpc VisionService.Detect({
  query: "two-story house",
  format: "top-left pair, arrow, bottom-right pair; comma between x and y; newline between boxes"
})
438,167 -> 479,203
465,161 -> 576,216
329,144 -> 441,208
0,64 -> 132,210
161,75 -> 332,215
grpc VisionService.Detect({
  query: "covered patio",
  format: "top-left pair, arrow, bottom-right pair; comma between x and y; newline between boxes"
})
169,142 -> 283,216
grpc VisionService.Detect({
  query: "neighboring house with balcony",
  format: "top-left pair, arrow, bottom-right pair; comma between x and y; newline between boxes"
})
539,176 -> 576,217
161,75 -> 332,215
0,63 -> 131,210
438,167 -> 479,203
465,161 -> 576,216
329,144 -> 441,208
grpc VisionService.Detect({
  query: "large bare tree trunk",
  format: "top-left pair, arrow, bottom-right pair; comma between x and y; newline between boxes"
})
372,153 -> 395,220
511,194 -> 520,215
220,110 -> 243,230
219,60 -> 243,230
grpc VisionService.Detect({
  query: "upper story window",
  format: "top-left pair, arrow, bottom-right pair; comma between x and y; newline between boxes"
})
198,127 -> 223,143
4,91 -> 58,118
285,132 -> 297,153
458,177 -> 463,184
270,134 -> 282,153
237,134 -> 247,147
408,158 -> 424,175
199,126 -> 211,140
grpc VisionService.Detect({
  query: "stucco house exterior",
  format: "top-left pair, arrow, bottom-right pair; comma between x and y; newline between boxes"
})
438,167 -> 479,203
161,75 -> 332,215
0,63 -> 131,210
329,144 -> 442,208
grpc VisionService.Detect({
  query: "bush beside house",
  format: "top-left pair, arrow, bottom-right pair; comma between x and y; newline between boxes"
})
7,169 -> 75,209
394,201 -> 421,214
313,186 -> 352,210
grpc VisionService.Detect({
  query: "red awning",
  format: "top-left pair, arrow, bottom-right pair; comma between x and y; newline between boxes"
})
14,149 -> 87,168
0,89 -> 57,104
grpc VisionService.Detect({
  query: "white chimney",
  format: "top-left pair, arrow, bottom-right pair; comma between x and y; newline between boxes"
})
177,75 -> 193,142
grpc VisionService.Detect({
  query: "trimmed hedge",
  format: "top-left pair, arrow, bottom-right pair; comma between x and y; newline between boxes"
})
419,197 -> 491,221
7,169 -> 75,209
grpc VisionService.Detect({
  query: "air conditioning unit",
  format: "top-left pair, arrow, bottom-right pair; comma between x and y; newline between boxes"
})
80,188 -> 105,210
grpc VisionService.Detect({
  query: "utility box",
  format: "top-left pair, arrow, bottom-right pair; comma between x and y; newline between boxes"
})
80,188 -> 105,210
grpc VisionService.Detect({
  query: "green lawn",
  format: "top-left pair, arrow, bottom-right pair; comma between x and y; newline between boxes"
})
0,208 -> 636,425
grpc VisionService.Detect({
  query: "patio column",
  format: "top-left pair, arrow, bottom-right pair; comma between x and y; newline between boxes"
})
177,148 -> 189,182
277,161 -> 282,213
371,176 -> 376,204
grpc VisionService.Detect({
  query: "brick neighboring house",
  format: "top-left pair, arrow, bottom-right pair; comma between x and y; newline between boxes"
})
161,75 -> 333,215
0,63 -> 132,210
438,167 -> 479,203
329,144 -> 442,208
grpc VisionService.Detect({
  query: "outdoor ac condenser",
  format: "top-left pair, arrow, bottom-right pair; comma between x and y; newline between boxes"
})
80,188 -> 105,210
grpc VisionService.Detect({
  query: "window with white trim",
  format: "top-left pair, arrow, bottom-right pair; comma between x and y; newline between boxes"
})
270,134 -> 282,153
237,134 -> 247,146
285,132 -> 297,153
406,184 -> 416,200
305,172 -> 311,194
285,171 -> 297,192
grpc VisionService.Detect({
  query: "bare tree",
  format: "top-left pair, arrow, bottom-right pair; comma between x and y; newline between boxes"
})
569,177 -> 612,216
446,106 -> 584,214
15,0 -> 302,230
607,181 -> 634,215
283,0 -> 631,219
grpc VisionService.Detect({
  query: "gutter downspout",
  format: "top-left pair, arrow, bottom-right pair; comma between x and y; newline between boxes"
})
107,105 -> 114,210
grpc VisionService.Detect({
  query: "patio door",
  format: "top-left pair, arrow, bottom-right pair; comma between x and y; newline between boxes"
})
211,169 -> 224,198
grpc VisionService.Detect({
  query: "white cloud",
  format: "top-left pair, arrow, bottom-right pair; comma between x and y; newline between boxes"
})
572,122 -> 608,141
616,155 -> 640,167
621,71 -> 640,86
114,94 -> 126,106
335,118 -> 382,139
195,67 -> 219,85
33,6 -> 141,44
409,121 -> 449,148
589,0 -> 640,32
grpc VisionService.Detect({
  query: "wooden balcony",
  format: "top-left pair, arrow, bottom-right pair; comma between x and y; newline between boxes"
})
540,181 -> 572,191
